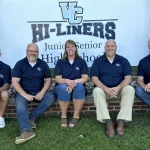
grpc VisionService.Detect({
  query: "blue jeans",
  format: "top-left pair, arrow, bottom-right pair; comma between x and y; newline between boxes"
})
15,92 -> 55,133
54,83 -> 85,102
135,86 -> 150,106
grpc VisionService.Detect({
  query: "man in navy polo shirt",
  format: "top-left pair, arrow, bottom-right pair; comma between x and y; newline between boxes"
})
135,39 -> 150,107
12,43 -> 55,144
90,40 -> 135,137
0,51 -> 11,128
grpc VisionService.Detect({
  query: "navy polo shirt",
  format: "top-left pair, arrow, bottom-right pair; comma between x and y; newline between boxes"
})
137,55 -> 150,84
90,54 -> 132,87
0,61 -> 11,87
12,57 -> 51,94
54,58 -> 88,81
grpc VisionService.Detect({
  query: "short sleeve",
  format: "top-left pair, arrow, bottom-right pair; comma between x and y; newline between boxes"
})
12,61 -> 22,78
123,58 -> 132,76
137,60 -> 144,77
4,65 -> 11,85
90,58 -> 100,78
44,62 -> 51,78
81,59 -> 88,75
54,60 -> 62,76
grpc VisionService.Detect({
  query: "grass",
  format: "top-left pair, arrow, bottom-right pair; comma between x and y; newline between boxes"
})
0,114 -> 150,150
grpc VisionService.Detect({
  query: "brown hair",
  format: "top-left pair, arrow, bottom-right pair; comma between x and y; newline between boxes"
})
63,40 -> 80,59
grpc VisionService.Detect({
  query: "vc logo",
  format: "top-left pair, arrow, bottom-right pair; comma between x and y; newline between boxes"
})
59,1 -> 83,24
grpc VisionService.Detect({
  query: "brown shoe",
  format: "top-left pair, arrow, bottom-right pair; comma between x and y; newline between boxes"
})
106,123 -> 115,137
116,121 -> 125,136
15,131 -> 36,144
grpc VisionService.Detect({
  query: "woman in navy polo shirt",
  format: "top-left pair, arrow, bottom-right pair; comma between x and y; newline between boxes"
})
54,40 -> 88,127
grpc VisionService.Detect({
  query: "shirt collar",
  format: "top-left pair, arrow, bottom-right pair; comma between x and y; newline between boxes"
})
103,53 -> 120,62
64,57 -> 78,64
24,57 -> 41,65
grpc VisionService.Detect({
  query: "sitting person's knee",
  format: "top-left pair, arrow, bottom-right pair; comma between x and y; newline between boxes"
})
123,85 -> 135,94
44,92 -> 56,103
93,87 -> 104,94
135,86 -> 144,94
75,83 -> 84,90
56,84 -> 68,92
135,86 -> 146,99
0,91 -> 9,101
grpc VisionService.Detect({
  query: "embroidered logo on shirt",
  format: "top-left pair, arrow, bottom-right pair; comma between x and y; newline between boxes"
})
116,63 -> 120,67
0,74 -> 4,78
37,67 -> 41,71
76,67 -> 80,70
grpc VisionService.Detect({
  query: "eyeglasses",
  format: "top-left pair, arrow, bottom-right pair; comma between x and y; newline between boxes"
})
27,50 -> 39,53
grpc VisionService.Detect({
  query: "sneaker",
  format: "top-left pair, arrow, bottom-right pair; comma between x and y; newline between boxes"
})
0,117 -> 5,128
29,120 -> 37,129
15,131 -> 36,144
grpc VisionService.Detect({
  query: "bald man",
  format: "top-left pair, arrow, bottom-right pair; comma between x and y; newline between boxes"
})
90,40 -> 135,137
12,43 -> 55,144
135,39 -> 150,108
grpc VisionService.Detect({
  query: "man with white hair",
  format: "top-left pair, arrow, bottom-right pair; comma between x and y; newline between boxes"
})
90,40 -> 135,137
12,43 -> 55,144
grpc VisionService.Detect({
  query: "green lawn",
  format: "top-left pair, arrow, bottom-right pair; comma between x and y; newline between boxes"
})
0,114 -> 149,150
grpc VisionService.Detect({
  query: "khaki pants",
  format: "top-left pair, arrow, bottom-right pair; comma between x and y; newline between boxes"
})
93,85 -> 135,123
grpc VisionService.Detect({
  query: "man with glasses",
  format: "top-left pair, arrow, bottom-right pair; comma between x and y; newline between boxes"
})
12,43 -> 55,144
135,39 -> 150,107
